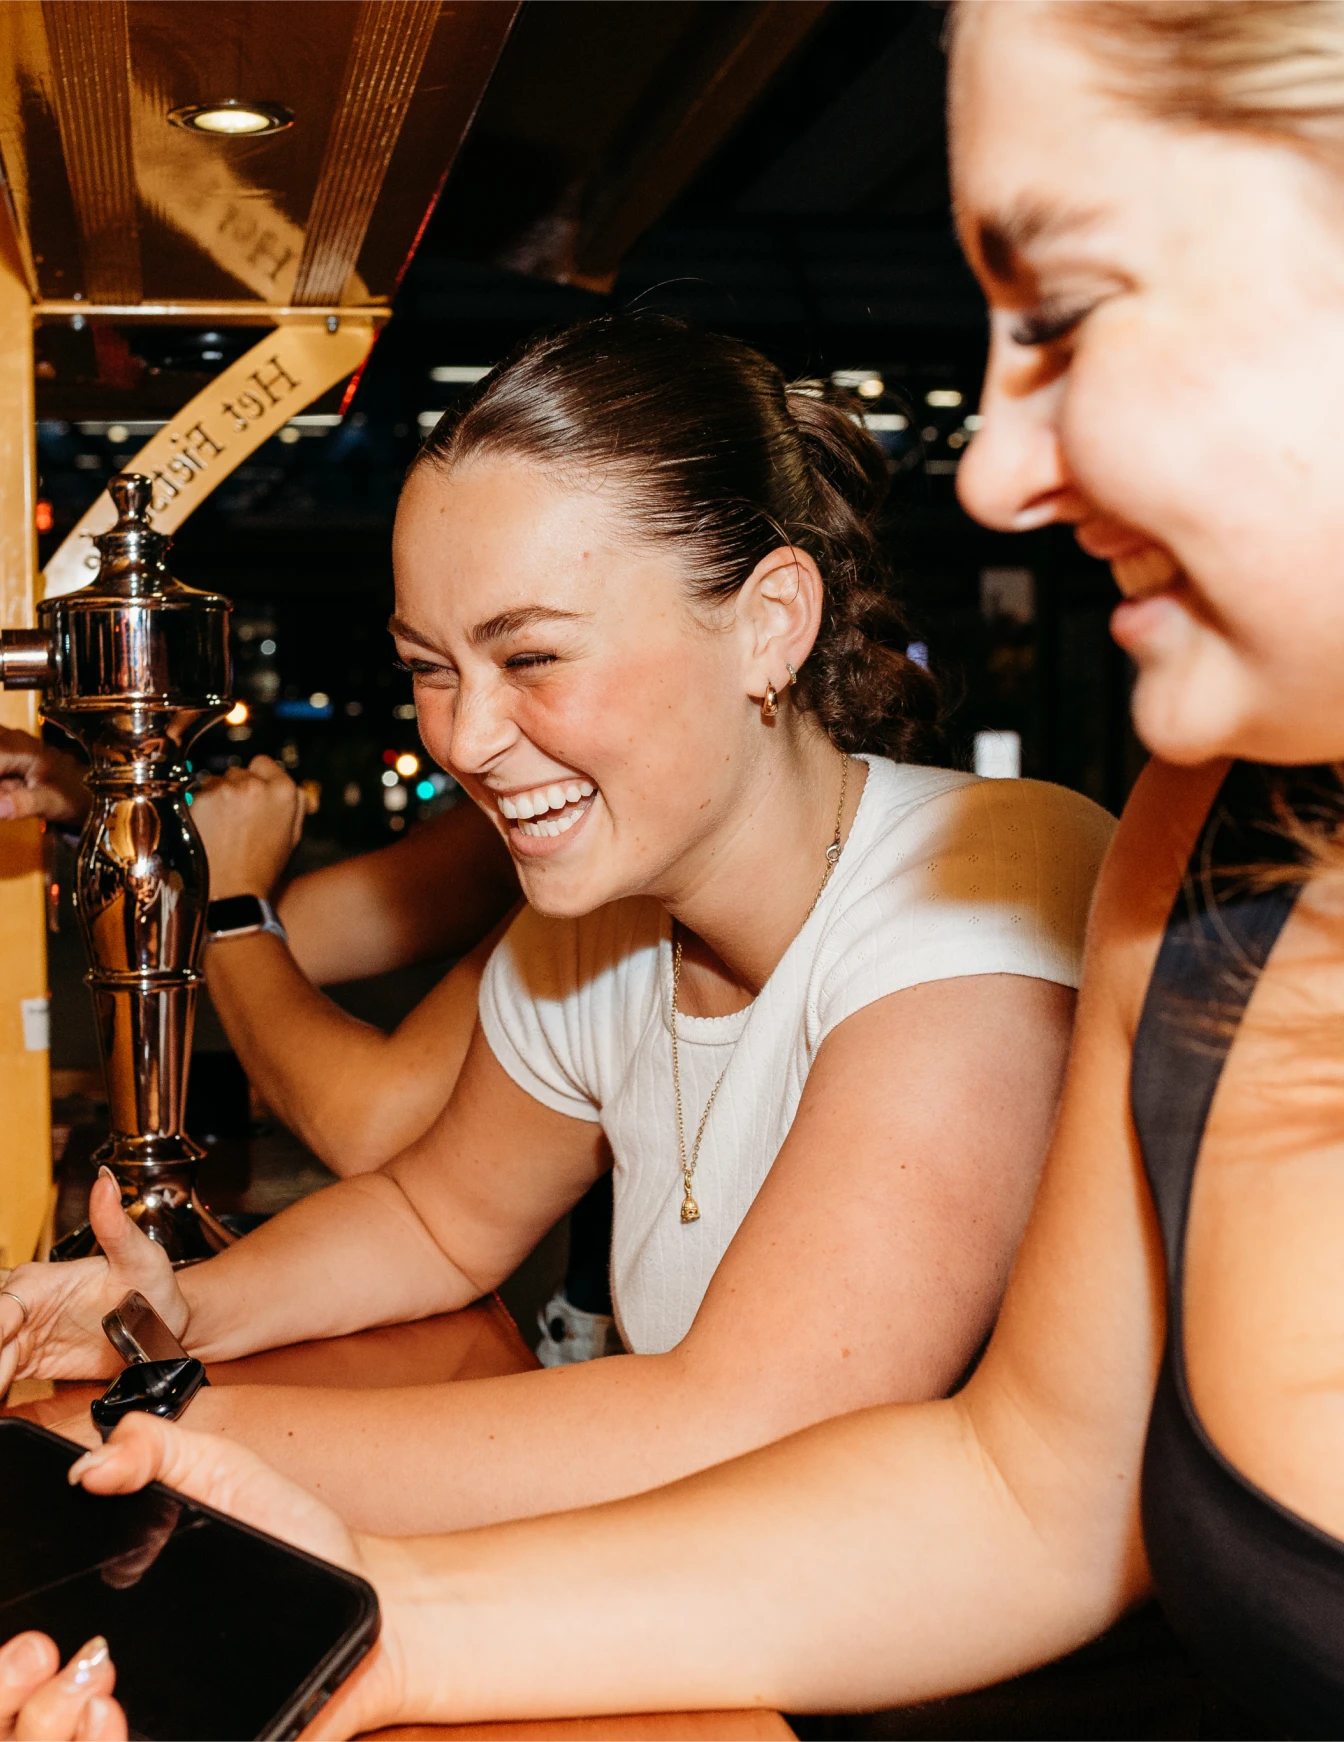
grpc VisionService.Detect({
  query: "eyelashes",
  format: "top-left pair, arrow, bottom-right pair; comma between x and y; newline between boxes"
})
1008,302 -> 1094,349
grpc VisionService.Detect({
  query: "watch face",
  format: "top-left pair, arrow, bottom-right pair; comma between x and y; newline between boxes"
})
207,894 -> 267,933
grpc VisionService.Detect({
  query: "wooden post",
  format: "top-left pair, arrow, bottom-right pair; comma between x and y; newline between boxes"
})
0,201 -> 50,1271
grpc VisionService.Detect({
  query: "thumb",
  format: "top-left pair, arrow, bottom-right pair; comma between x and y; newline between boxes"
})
88,1169 -> 170,1284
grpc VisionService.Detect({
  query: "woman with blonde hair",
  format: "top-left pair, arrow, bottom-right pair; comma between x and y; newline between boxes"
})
9,2 -> 1344,1733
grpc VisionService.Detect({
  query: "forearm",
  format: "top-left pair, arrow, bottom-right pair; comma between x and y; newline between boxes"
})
179,1173 -> 478,1363
346,1400 -> 1143,1732
278,803 -> 517,983
202,935 -> 445,1171
183,1339 -> 949,1536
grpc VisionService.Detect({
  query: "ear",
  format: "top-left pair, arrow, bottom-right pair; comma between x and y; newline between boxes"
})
735,545 -> 823,703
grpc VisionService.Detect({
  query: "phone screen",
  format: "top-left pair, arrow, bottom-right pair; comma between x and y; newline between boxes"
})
0,1420 -> 378,1741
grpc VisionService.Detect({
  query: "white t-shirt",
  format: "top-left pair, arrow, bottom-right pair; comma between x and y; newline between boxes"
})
479,756 -> 1115,1354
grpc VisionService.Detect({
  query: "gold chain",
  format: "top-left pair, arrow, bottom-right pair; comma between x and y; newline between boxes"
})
671,755 -> 850,1225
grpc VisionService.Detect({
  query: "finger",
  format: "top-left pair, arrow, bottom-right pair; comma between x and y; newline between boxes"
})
246,755 -> 287,782
13,1637 -> 113,1742
70,1413 -> 267,1505
0,785 -> 66,823
75,1697 -> 126,1742
0,1635 -> 59,1725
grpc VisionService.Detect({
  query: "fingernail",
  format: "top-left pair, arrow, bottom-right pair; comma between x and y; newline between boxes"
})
64,1637 -> 108,1689
97,1166 -> 116,1186
0,1633 -> 47,1687
68,1446 -> 114,1484
0,799 -> 13,819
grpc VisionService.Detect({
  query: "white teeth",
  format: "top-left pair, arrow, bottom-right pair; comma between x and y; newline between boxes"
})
516,805 -> 585,839
496,778 -> 598,830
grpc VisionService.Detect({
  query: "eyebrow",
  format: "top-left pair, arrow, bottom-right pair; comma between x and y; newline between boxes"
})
972,199 -> 1106,283
387,606 -> 589,649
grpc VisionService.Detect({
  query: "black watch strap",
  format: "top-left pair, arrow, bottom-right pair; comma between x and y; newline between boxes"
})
205,893 -> 288,944
90,1357 -> 210,1441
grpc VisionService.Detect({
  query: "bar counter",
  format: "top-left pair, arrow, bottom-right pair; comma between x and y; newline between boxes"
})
2,1297 -> 791,1741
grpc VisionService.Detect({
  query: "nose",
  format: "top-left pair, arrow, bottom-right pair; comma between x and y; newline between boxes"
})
956,331 -> 1082,533
436,674 -> 520,778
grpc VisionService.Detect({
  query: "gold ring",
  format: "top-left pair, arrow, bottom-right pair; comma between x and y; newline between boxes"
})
1,1289 -> 30,1326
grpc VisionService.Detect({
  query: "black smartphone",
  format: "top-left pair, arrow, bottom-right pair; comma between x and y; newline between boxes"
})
0,1418 -> 379,1741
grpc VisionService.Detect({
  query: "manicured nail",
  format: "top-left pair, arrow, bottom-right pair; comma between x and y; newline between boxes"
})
68,1637 -> 107,1679
0,1633 -> 48,1687
68,1446 -> 114,1484
97,1166 -> 116,1186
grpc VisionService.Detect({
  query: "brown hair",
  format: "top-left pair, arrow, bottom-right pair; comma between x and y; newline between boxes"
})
414,314 -> 943,762
1049,1 -> 1344,153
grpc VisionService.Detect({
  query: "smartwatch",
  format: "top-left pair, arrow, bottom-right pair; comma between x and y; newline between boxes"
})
91,1290 -> 209,1442
205,893 -> 288,945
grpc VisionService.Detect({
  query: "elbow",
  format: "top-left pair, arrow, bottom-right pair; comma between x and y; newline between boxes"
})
273,1098 -> 399,1177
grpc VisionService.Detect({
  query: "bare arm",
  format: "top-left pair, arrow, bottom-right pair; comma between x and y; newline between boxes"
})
177,1027 -> 608,1362
202,921 -> 510,1172
192,759 -> 518,1172
186,968 -> 1078,1534
0,1025 -> 607,1389
278,797 -> 517,983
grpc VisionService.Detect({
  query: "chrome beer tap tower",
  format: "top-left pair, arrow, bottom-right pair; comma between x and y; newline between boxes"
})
0,473 -> 236,1264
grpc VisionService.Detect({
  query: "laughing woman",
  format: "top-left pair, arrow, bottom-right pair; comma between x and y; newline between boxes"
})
0,316 -> 1110,1535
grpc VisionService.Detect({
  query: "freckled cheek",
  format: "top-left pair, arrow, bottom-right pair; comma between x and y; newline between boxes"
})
1062,350 -> 1222,547
522,652 -> 691,769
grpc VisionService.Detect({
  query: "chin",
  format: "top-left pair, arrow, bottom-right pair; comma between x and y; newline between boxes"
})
1129,666 -> 1245,768
513,863 -> 618,920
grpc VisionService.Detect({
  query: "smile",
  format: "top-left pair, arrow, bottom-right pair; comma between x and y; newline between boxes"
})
495,779 -> 595,839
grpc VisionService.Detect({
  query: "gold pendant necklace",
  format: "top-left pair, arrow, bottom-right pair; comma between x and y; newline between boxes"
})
670,755 -> 850,1225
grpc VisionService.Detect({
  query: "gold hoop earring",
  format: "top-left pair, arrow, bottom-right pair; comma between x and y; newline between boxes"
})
761,681 -> 779,721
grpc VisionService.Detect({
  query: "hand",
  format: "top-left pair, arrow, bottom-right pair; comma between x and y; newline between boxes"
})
0,1633 -> 124,1740
69,1415 -> 407,1740
0,1170 -> 189,1392
191,756 -> 307,901
0,727 -> 89,827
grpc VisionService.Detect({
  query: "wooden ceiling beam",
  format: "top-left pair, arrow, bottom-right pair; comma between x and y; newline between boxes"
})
567,0 -> 830,291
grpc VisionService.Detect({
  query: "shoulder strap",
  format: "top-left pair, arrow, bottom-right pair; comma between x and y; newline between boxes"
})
1131,762 -> 1313,1298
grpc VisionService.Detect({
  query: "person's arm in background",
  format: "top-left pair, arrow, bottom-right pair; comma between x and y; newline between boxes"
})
0,725 -> 89,825
192,758 -> 518,1173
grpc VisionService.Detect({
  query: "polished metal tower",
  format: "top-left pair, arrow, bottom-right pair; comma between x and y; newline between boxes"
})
0,473 -> 236,1263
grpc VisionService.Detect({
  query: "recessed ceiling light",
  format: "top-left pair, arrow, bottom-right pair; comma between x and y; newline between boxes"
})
168,100 -> 293,137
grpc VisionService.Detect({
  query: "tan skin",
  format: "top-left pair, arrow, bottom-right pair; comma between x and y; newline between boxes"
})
13,5 -> 1344,1734
0,442 -> 1079,1548
193,772 -> 516,1171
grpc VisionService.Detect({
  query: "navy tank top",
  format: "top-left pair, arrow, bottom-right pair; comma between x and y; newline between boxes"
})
1135,760 -> 1344,1737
